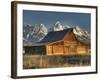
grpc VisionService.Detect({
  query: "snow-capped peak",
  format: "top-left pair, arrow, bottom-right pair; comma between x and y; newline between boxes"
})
73,26 -> 90,44
73,26 -> 84,36
23,23 -> 48,43
53,21 -> 63,31
39,24 -> 48,35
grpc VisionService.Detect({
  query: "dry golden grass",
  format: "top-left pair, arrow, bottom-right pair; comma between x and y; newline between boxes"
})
23,54 -> 91,69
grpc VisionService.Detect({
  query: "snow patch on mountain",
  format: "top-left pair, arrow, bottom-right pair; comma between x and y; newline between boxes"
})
23,24 -> 48,43
73,26 -> 90,44
53,21 -> 64,31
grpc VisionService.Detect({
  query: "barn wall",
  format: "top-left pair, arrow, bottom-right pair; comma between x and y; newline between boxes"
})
46,45 -> 53,55
76,42 -> 90,55
52,45 -> 64,55
46,42 -> 89,55
24,46 -> 46,55
64,45 -> 77,55
46,42 -> 65,55
77,46 -> 87,54
24,46 -> 34,54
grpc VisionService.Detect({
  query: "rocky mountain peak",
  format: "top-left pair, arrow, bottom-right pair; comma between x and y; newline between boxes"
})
53,21 -> 63,31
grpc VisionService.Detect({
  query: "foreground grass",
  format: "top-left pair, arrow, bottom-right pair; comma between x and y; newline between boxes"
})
23,54 -> 91,69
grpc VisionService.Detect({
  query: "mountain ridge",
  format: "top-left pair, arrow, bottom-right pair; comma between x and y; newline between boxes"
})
23,21 -> 90,45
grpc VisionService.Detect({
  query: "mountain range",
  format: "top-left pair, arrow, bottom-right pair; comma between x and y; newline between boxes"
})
23,21 -> 90,45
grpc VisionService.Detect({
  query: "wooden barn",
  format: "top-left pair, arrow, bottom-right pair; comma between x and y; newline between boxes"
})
24,28 -> 90,55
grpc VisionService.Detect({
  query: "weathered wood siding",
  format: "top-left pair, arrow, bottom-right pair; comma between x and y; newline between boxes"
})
24,46 -> 46,55
46,42 -> 64,55
46,46 -> 52,55
46,31 -> 90,55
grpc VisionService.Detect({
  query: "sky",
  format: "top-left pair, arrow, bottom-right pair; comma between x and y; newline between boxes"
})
23,10 -> 91,32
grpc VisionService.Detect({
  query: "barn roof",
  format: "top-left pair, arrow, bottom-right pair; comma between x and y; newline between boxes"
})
39,28 -> 73,43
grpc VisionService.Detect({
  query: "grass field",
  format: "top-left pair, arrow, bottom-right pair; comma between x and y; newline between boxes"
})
23,54 -> 91,69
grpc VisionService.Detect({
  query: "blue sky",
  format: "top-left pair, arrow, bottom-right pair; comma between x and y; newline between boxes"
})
23,10 -> 91,32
